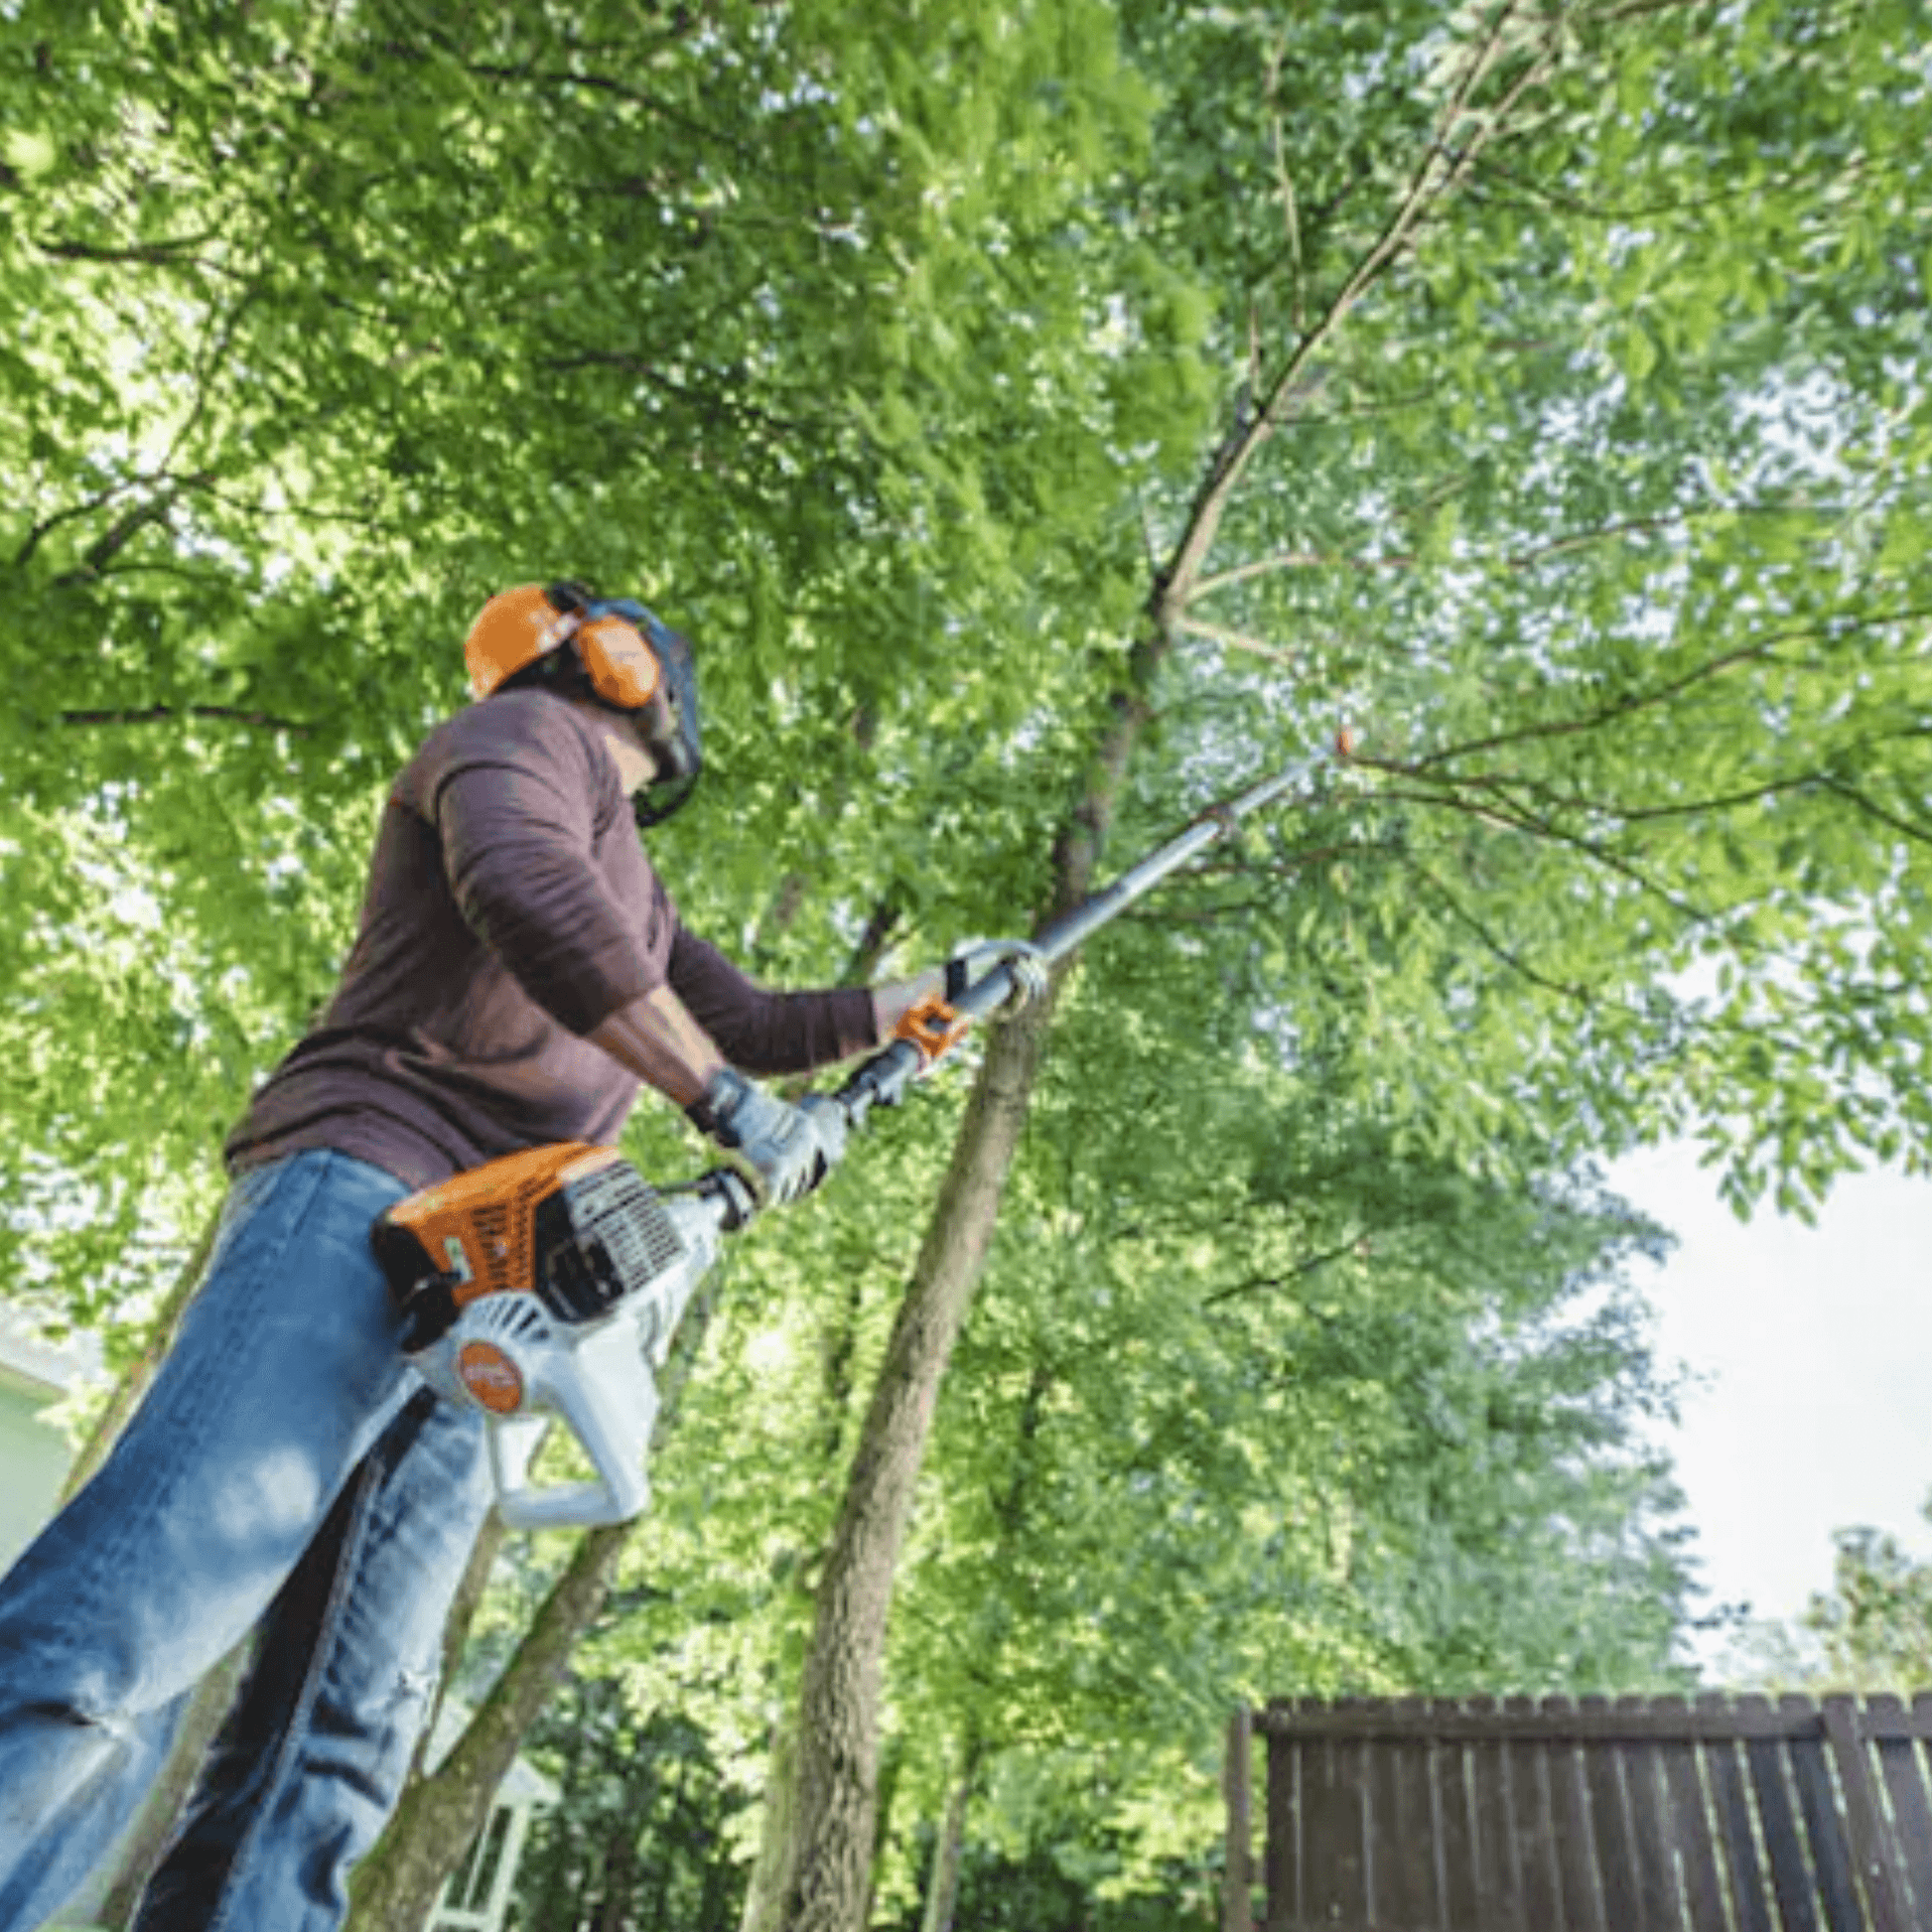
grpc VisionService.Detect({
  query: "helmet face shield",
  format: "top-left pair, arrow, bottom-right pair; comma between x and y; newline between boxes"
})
585,599 -> 704,826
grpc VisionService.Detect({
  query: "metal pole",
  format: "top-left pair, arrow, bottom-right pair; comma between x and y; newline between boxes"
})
1030,760 -> 1317,970
836,748 -> 1334,1122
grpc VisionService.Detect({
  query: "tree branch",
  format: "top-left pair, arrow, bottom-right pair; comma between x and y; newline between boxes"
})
1172,616 -> 1301,667
1356,769 -> 1720,927
1191,499 -> 1863,603
60,705 -> 313,735
1398,605 -> 1932,772
1159,2 -> 1562,620
1204,1231 -> 1375,1306
34,232 -> 224,269
1400,861 -> 1594,1002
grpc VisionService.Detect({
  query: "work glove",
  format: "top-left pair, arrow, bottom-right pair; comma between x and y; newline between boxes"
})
686,1068 -> 847,1207
945,937 -> 1049,1016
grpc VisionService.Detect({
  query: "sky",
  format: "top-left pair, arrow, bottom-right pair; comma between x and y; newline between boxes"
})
1608,1144 -> 1932,1659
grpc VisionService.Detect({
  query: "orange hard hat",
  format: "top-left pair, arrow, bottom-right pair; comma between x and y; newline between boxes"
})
463,584 -> 578,700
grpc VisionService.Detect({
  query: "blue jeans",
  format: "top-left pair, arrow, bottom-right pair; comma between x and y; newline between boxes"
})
0,1150 -> 495,1932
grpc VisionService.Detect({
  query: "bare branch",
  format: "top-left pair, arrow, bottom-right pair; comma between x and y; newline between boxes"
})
59,705 -> 314,736
34,232 -> 225,270
1357,768 -> 1721,927
1263,35 -> 1308,337
1172,616 -> 1301,667
1191,499 -> 1861,603
1397,605 -> 1932,772
1814,776 -> 1932,851
1159,3 -> 1562,618
14,482 -> 137,572
1193,548 -> 1416,599
1203,1233 -> 1371,1306
1402,862 -> 1594,1002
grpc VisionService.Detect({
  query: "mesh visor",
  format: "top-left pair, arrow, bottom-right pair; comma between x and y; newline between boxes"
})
589,600 -> 703,826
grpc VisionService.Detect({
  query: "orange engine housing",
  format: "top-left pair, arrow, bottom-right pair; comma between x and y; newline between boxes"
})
372,1141 -> 627,1314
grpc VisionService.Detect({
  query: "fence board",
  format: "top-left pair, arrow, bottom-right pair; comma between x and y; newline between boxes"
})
1501,1697 -> 1564,1932
1378,1700 -> 1439,1928
1330,1715 -> 1373,1929
1304,1721 -> 1367,1926
1579,1695 -> 1646,1932
1652,1699 -> 1732,1932
1542,1701 -> 1609,1932
1868,1695 -> 1932,1925
1702,1722 -> 1777,1932
1263,1705 -> 1302,1928
1739,1695 -> 1823,1932
1619,1695 -> 1689,1930
1822,1695 -> 1911,1932
1435,1712 -> 1481,1931
1780,1695 -> 1864,1932
1226,1707 -> 1255,1932
1464,1697 -> 1524,1932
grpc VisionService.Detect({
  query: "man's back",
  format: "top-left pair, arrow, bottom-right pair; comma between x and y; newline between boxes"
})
227,689 -> 661,1187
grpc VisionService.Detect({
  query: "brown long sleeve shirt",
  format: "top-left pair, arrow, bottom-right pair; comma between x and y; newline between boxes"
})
226,689 -> 877,1189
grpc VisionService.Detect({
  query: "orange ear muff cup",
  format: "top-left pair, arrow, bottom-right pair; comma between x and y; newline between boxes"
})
575,615 -> 662,710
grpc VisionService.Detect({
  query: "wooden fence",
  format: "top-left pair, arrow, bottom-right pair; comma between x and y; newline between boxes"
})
1221,1693 -> 1932,1932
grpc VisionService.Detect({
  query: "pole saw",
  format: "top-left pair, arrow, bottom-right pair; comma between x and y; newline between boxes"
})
372,746 -> 1342,1530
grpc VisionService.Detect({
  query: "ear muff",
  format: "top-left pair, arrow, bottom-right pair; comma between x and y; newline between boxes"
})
574,613 -> 662,710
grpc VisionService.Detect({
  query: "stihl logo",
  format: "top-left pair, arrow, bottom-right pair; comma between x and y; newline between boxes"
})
458,1341 -> 524,1415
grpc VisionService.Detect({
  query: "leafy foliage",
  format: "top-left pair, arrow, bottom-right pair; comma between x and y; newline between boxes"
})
4,0 -> 1931,1923
0,0 -> 1196,1326
1799,1513 -> 1932,1691
1115,0 -> 1932,1213
1728,1501 -> 1932,1692
512,1679 -> 747,1932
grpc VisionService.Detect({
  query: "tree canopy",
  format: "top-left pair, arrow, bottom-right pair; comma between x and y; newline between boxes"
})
3,0 -> 1929,1925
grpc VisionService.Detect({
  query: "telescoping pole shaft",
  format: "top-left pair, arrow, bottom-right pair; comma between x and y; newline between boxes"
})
835,749 -> 1335,1122
1028,761 -> 1313,973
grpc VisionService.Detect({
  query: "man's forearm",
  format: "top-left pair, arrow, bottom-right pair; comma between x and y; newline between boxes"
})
589,985 -> 728,1108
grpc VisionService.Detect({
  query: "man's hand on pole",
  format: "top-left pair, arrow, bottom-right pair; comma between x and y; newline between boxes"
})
945,937 -> 1049,1015
686,1068 -> 846,1206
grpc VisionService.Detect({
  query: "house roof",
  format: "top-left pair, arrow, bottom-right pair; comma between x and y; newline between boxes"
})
0,1303 -> 104,1399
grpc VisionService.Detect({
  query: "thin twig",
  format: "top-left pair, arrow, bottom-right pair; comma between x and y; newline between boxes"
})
1397,605 -> 1932,771
1204,1233 -> 1372,1306
1264,35 -> 1308,336
1173,616 -> 1301,666
1402,862 -> 1593,1002
60,705 -> 313,735
1160,2 -> 1560,616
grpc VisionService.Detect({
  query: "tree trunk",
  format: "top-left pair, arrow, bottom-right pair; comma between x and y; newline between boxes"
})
592,1787 -> 648,1932
917,1738 -> 981,1932
345,1514 -> 636,1928
744,621 -> 1169,1932
405,1509 -> 508,1793
862,1734 -> 903,1929
736,999 -> 1049,1932
738,1702 -> 804,1932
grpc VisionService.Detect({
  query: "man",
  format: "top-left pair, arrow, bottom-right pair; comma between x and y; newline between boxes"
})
0,583 -> 1041,1931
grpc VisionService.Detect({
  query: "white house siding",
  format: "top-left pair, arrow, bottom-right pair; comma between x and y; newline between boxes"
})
0,1338 -> 92,1573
